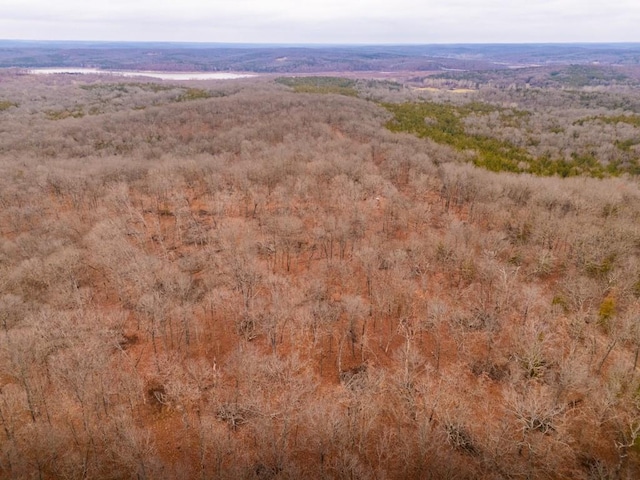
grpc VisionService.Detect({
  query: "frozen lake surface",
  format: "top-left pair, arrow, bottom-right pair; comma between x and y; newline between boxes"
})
29,68 -> 255,80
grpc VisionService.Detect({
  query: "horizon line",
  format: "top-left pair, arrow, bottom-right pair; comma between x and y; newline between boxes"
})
2,39 -> 640,48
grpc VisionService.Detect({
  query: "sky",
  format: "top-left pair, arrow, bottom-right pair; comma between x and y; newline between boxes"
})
1,0 -> 639,44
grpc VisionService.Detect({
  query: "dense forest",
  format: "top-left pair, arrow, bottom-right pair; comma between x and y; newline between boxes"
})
2,66 -> 640,479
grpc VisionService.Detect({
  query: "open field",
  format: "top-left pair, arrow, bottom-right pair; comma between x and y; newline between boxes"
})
2,65 -> 640,478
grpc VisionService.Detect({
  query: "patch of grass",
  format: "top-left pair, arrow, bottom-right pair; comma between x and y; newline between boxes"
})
585,253 -> 616,280
499,109 -> 532,128
633,277 -> 640,298
552,295 -> 569,313
598,295 -> 616,332
276,76 -> 359,96
175,88 -> 212,102
615,138 -> 640,152
574,114 -> 640,128
0,100 -> 17,111
45,107 -> 85,120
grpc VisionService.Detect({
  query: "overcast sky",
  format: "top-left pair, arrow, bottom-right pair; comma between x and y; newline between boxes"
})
1,0 -> 639,44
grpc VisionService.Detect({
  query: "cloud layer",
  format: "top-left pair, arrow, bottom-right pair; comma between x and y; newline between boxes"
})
1,0 -> 639,43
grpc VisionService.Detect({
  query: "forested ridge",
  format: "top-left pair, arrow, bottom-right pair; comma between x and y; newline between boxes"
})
2,69 -> 640,478
5,42 -> 638,73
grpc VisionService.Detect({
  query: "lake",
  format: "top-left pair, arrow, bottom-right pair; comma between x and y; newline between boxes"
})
28,68 -> 256,80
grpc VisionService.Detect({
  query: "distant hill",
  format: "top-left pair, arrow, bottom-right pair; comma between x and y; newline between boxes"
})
1,41 -> 639,72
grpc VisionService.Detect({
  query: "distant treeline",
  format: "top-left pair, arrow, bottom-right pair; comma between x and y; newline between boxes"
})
1,41 -> 640,72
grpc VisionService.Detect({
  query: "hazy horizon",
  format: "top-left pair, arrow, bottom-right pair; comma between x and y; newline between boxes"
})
2,39 -> 640,47
1,1 -> 639,44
